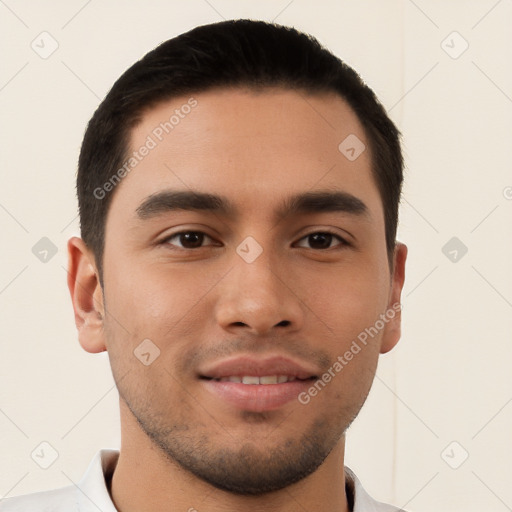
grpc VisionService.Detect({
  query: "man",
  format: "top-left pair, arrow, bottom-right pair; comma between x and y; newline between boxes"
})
2,19 -> 407,512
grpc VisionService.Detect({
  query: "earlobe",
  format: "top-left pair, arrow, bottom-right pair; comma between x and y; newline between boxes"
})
380,242 -> 407,354
67,236 -> 106,353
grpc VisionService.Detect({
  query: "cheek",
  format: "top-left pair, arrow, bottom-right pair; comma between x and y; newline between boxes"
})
299,261 -> 390,341
103,256 -> 205,326
102,257 -> 223,370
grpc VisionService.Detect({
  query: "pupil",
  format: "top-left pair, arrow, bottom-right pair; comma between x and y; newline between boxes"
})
181,232 -> 203,248
309,233 -> 331,249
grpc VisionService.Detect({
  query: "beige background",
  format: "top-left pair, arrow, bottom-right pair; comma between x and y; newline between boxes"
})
1,1 -> 511,510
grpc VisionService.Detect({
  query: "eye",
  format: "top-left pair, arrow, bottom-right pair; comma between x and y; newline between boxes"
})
160,230 -> 349,251
295,231 -> 348,250
162,231 -> 217,249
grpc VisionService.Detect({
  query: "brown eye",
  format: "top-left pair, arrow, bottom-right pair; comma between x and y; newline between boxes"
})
164,231 -> 213,249
295,232 -> 346,250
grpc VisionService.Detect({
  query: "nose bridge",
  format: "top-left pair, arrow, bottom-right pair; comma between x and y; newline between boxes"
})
238,247 -> 283,301
215,243 -> 303,334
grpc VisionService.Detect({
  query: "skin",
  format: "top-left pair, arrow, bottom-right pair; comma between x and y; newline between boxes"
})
67,87 -> 407,512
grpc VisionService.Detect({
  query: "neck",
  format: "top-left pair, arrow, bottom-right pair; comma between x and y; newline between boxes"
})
109,402 -> 350,512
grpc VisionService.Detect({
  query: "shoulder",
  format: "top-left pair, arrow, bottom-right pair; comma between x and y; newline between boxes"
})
0,448 -> 119,512
0,484 -> 78,511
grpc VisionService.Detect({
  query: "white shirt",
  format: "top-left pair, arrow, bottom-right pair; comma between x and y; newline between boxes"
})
0,449 -> 404,511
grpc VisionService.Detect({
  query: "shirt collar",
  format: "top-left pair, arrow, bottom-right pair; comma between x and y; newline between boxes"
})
345,466 -> 403,512
77,449 -> 119,512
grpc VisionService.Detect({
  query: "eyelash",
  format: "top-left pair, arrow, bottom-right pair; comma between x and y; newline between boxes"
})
160,230 -> 350,251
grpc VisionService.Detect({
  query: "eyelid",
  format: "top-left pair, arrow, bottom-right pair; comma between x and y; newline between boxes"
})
160,228 -> 351,251
293,230 -> 350,249
160,230 -> 217,249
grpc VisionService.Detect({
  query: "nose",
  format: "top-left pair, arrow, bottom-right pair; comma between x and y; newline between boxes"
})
214,250 -> 304,336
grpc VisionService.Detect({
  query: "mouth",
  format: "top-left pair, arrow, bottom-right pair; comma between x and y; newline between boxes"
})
201,375 -> 316,384
198,356 -> 319,412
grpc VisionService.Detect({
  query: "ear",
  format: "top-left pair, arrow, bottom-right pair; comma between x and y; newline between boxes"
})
380,242 -> 407,354
67,236 -> 106,353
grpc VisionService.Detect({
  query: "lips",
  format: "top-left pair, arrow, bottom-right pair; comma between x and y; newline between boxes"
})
199,355 -> 318,412
213,375 -> 298,384
199,355 -> 318,381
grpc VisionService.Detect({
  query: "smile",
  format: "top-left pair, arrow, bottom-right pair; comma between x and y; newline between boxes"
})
209,375 -> 308,384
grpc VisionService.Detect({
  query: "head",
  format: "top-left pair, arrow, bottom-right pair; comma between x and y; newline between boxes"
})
77,19 -> 403,283
68,19 -> 407,496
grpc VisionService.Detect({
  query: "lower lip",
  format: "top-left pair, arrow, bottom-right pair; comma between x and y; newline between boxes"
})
201,379 -> 314,412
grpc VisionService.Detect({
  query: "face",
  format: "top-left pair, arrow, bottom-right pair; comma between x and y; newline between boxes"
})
69,87 -> 406,495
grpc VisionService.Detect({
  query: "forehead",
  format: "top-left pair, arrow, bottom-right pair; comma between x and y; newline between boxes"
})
109,87 -> 381,222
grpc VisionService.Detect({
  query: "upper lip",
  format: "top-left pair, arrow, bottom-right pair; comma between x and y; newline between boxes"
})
199,355 -> 319,380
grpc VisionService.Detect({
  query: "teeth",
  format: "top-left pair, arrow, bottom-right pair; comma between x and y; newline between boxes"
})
216,375 -> 297,384
242,376 -> 260,385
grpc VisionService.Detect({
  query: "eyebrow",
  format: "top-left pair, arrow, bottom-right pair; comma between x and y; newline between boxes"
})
135,189 -> 370,222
